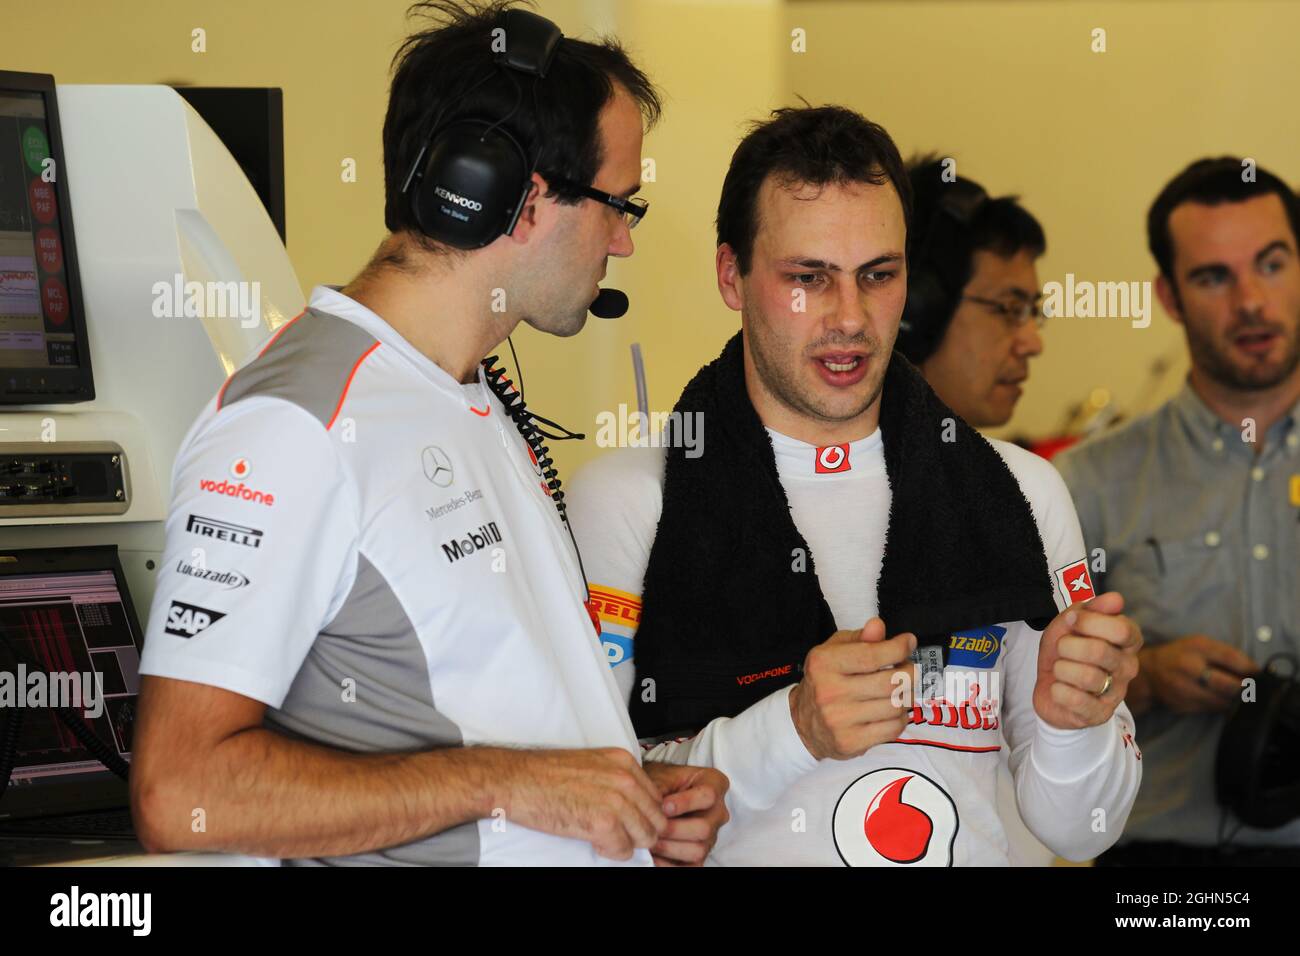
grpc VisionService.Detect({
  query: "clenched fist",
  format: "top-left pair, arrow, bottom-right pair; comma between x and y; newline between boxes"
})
788,617 -> 918,761
1034,591 -> 1143,730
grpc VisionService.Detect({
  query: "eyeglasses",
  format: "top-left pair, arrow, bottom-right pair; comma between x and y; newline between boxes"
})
550,177 -> 649,230
962,295 -> 1047,330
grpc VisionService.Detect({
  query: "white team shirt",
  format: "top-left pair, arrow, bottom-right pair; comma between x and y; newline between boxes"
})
139,285 -> 651,866
566,427 -> 1143,866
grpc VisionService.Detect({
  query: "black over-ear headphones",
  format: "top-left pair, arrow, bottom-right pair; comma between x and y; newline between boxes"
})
1216,656 -> 1300,829
399,9 -> 563,249
897,175 -> 989,364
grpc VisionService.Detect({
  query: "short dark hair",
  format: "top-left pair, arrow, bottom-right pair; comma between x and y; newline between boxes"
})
894,155 -> 1045,364
715,105 -> 911,275
383,1 -> 662,246
1147,156 -> 1300,284
907,154 -> 1045,298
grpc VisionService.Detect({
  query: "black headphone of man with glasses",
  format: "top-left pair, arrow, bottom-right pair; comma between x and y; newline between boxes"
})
896,165 -> 990,364
398,7 -> 640,319
398,8 -> 645,614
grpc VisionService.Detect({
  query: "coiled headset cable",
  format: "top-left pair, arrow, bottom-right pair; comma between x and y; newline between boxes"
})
480,341 -> 593,609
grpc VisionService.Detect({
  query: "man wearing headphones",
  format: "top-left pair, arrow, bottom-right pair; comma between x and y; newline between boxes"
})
897,157 -> 1056,864
567,106 -> 1144,866
130,2 -> 728,866
1056,157 -> 1300,865
896,157 -> 1047,429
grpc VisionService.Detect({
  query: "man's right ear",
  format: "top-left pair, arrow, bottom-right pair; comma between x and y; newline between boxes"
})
1155,273 -> 1183,326
716,243 -> 744,312
507,173 -> 548,245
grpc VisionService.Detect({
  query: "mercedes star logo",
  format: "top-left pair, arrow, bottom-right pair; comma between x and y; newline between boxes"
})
422,446 -> 454,487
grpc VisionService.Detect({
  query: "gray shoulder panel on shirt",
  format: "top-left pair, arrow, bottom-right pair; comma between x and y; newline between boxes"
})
219,307 -> 379,427
268,552 -> 480,866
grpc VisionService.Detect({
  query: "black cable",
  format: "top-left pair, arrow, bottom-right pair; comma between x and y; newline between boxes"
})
51,699 -> 131,782
0,623 -> 131,803
401,65 -> 502,195
480,66 -> 524,146
480,350 -> 592,605
507,334 -> 525,402
529,411 -> 584,442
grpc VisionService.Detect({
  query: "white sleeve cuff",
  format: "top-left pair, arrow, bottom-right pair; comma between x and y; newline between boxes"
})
1028,714 -> 1115,784
714,684 -> 820,816
763,684 -> 820,776
651,684 -> 820,816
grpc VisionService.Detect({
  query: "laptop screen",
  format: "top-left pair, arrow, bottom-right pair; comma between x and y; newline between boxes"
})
0,546 -> 143,819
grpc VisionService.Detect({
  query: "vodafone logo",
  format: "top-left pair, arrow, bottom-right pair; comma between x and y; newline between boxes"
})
230,457 -> 252,480
832,768 -> 958,866
198,478 -> 275,507
814,444 -> 850,474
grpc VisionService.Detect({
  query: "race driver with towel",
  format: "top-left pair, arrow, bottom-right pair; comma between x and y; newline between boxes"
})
566,105 -> 1143,866
130,3 -> 728,867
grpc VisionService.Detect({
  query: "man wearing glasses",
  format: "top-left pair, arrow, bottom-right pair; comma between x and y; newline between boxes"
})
893,158 -> 1055,864
556,179 -> 649,232
130,2 -> 727,867
895,157 -> 1047,429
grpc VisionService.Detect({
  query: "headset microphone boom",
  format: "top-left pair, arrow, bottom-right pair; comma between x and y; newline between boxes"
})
589,287 -> 629,319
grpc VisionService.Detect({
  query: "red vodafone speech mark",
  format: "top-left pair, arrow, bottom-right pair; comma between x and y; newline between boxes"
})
833,768 -> 958,866
864,775 -> 934,864
815,443 -> 850,474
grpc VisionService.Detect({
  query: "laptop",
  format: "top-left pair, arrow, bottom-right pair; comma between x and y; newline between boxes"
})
0,545 -> 143,843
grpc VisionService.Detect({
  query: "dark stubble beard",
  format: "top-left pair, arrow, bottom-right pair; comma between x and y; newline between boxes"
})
745,303 -> 887,425
519,265 -> 594,338
526,303 -> 588,338
1188,313 -> 1300,392
521,213 -> 596,338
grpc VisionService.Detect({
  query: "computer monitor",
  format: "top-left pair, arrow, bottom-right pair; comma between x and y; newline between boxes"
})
0,545 -> 143,820
0,71 -> 94,404
0,78 -> 303,621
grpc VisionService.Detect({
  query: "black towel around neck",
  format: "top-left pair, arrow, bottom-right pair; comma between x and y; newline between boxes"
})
628,332 -> 1059,739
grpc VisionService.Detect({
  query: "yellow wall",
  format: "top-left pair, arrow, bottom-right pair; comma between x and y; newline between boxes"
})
3,0 -> 1296,472
0,0 -> 783,477
517,0 -> 785,474
783,0 -> 1300,441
